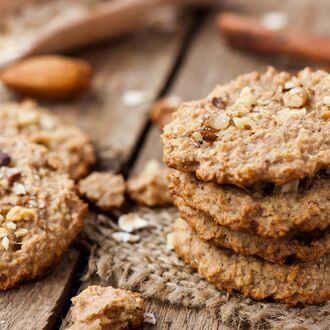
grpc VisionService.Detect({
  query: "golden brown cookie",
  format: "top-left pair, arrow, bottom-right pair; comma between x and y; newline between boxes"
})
162,67 -> 330,187
0,100 -> 95,180
64,285 -> 145,330
173,219 -> 330,305
175,196 -> 330,264
0,137 -> 86,290
169,170 -> 330,238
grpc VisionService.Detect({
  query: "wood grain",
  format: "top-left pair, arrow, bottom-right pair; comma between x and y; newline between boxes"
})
0,250 -> 81,330
46,20 -> 190,172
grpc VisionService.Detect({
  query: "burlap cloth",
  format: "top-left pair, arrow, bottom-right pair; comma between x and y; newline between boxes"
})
81,207 -> 330,329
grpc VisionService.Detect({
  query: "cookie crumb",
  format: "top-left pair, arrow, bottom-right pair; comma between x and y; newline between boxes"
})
79,172 -> 125,211
150,95 -> 181,129
144,312 -> 156,325
112,232 -> 140,243
64,285 -> 145,330
118,213 -> 149,233
122,89 -> 152,107
126,160 -> 172,207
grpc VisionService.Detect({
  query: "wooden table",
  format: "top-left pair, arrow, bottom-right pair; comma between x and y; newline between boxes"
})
0,0 -> 329,328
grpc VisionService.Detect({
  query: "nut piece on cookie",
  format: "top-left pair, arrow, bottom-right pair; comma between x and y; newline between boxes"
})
79,172 -> 125,211
126,160 -> 172,207
150,95 -> 181,129
64,285 -> 145,330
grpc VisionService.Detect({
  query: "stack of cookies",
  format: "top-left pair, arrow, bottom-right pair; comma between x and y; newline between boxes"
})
162,67 -> 330,305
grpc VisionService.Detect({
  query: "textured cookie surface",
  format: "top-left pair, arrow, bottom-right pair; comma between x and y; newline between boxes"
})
173,219 -> 330,305
64,285 -> 145,330
175,197 -> 330,263
0,137 -> 86,290
79,172 -> 125,211
169,171 -> 330,237
0,100 -> 95,179
162,67 -> 330,187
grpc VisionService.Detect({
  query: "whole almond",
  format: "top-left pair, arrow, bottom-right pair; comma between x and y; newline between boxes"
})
0,55 -> 91,100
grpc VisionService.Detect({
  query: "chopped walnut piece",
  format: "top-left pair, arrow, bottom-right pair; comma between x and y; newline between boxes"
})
233,117 -> 256,130
200,130 -> 217,142
320,109 -> 330,120
0,228 -> 8,238
211,97 -> 226,108
64,286 -> 145,330
283,87 -> 308,108
15,228 -> 28,238
6,206 -> 37,222
150,95 -> 181,129
1,236 -> 9,250
203,113 -> 230,131
79,172 -> 125,211
274,108 -> 306,125
17,110 -> 40,126
323,96 -> 330,106
191,131 -> 203,143
126,160 -> 172,207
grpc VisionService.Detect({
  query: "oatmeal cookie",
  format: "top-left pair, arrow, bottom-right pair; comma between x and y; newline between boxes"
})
169,171 -> 330,237
126,160 -> 172,207
0,100 -> 95,180
175,197 -> 330,263
0,137 -> 86,290
162,67 -> 330,187
79,172 -> 125,211
173,219 -> 330,305
64,285 -> 145,330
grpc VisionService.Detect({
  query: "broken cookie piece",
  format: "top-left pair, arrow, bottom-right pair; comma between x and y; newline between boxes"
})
126,160 -> 172,207
64,286 -> 145,330
79,172 -> 125,211
150,95 -> 181,129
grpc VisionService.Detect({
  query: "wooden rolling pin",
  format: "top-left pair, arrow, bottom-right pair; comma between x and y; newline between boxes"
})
0,0 -> 217,67
217,12 -> 330,64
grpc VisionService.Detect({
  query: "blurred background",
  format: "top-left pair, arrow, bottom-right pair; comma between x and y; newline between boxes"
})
0,0 -> 329,168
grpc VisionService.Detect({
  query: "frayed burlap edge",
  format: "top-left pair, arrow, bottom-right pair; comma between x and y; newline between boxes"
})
80,208 -> 330,330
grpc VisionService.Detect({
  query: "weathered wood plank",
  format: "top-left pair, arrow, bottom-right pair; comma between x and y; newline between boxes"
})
47,20 -> 191,172
129,1 -> 330,328
0,249 -> 81,330
1,15 -> 192,330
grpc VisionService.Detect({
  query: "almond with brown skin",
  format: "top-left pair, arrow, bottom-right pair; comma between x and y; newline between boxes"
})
0,55 -> 91,100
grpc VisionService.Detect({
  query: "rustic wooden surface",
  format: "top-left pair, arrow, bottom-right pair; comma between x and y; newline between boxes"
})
2,0 -> 330,329
0,250 -> 81,330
